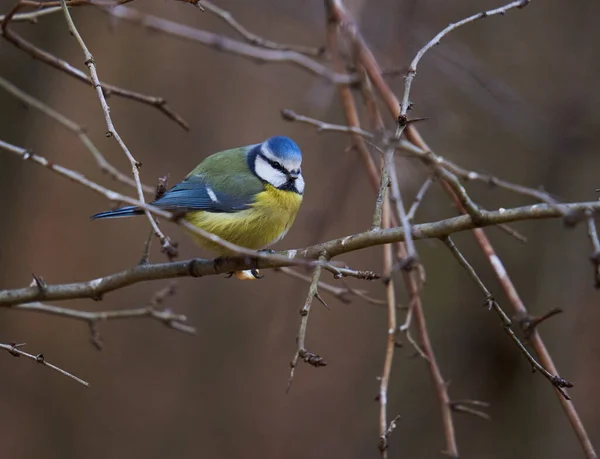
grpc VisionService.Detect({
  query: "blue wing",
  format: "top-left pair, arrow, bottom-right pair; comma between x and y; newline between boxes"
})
91,169 -> 263,220
149,175 -> 258,213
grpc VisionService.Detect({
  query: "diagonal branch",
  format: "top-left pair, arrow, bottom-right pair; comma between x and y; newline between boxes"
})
0,2 -> 189,130
443,236 -> 574,397
201,0 -> 324,56
0,75 -> 154,194
0,342 -> 89,386
106,6 -> 355,85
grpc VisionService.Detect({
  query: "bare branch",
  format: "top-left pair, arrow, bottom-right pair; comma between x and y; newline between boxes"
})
275,267 -> 372,304
399,0 -> 530,121
386,146 -> 417,266
443,237 -> 573,398
12,296 -> 195,336
288,253 -> 328,392
0,2 -> 189,130
0,75 -> 154,194
281,109 -> 373,138
396,139 -> 562,208
201,0 -> 324,56
0,342 -> 89,387
378,198 -> 397,458
406,176 -> 434,221
106,6 -> 355,85
586,213 -> 600,288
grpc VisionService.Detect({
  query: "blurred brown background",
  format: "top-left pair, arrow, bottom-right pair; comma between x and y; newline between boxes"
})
1,1 -> 599,458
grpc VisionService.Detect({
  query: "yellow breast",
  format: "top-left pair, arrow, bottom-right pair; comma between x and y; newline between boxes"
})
184,185 -> 302,254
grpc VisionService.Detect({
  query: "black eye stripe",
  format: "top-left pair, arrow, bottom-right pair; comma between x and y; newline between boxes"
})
259,153 -> 288,174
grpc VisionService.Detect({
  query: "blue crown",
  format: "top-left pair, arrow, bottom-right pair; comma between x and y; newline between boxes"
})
265,136 -> 302,161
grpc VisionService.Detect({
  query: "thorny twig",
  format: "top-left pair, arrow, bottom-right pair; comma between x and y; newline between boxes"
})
0,342 -> 89,387
275,267 -> 386,306
12,284 -> 194,349
281,109 -> 373,138
398,0 -> 531,121
443,237 -> 573,399
287,253 -> 329,392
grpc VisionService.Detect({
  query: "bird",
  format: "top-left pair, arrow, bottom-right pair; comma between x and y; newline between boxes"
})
91,136 -> 304,280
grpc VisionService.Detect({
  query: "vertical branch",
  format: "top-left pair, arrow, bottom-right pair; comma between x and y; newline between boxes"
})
287,253 -> 329,391
325,7 -> 380,192
585,213 -> 600,289
378,178 -> 397,457
386,146 -> 417,265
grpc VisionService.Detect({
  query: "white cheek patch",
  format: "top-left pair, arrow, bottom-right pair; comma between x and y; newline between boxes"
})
294,174 -> 305,194
255,156 -> 287,187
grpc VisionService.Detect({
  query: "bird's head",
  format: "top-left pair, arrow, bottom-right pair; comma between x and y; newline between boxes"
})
251,136 -> 304,194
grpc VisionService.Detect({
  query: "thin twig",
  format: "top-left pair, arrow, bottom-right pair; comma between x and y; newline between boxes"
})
0,2 -> 189,130
287,253 -> 328,392
443,237 -> 573,399
201,0 -> 324,56
396,139 -> 561,209
12,299 -> 195,334
281,109 -> 373,138
0,342 -> 89,387
0,5 -> 62,22
399,0 -> 530,121
275,267 -> 384,306
386,146 -> 417,267
450,399 -> 491,421
406,176 -> 434,221
585,213 -> 600,289
0,75 -> 154,194
106,6 -> 355,85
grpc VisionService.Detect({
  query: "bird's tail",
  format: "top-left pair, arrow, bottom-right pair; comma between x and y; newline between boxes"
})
91,206 -> 143,220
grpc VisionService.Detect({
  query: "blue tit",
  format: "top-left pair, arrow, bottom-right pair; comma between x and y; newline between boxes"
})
91,136 -> 304,280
